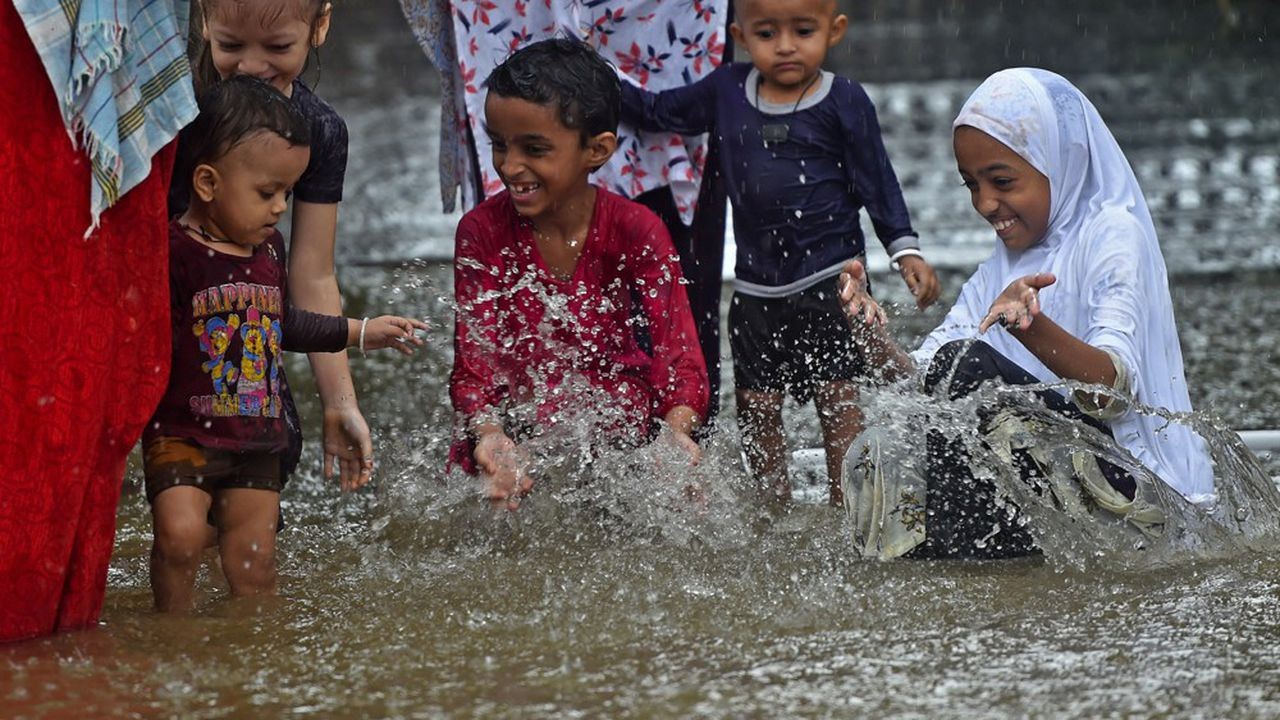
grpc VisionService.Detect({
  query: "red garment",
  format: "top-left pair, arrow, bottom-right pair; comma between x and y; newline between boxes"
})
0,2 -> 174,642
449,189 -> 709,472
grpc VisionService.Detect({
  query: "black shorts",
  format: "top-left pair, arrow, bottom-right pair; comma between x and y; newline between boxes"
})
729,281 -> 869,402
143,436 -> 284,504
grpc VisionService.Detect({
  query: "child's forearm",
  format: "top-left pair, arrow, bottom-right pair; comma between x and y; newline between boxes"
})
855,322 -> 916,383
344,317 -> 360,348
288,202 -> 358,411
282,304 -> 349,353
1010,314 -> 1117,388
619,76 -> 714,136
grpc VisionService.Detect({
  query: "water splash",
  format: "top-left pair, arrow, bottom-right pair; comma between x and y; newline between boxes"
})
851,341 -> 1280,569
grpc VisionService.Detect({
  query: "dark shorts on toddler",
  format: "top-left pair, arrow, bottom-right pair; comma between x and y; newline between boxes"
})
729,279 -> 869,402
143,436 -> 284,504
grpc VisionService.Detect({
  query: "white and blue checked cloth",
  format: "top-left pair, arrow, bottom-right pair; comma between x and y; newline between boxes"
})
15,0 -> 197,231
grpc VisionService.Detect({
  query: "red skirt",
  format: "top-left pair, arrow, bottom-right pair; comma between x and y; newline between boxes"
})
0,0 -> 174,641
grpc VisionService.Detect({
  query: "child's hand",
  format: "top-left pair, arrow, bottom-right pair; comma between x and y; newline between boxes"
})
474,430 -> 533,510
658,407 -> 705,509
322,406 -> 373,491
979,272 -> 1056,333
838,259 -> 887,328
898,255 -> 941,310
664,428 -> 702,465
661,406 -> 702,465
360,316 -> 428,355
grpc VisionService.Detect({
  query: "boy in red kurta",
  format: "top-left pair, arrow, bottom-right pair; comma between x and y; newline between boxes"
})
449,39 -> 709,507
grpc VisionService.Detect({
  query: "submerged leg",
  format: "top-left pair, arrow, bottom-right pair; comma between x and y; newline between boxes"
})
814,380 -> 863,507
909,430 -> 1038,560
150,487 -> 215,612
913,340 -> 1044,559
215,489 -> 280,599
737,388 -> 790,503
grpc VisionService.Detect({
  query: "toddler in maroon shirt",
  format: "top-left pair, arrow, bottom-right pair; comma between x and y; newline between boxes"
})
145,76 -> 426,612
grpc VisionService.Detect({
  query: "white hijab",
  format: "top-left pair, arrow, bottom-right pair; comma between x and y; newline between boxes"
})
913,68 -> 1215,501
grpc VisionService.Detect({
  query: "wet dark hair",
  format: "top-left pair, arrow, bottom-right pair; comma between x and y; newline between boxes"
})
174,75 -> 311,191
190,0 -> 329,93
484,38 -> 621,142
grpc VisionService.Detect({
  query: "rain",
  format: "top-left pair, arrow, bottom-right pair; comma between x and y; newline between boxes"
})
4,1 -> 1280,717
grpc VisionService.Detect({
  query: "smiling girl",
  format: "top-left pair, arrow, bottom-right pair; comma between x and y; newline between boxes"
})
836,68 -> 1214,559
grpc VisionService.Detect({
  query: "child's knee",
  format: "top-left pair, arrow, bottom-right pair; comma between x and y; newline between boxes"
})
925,339 -> 1003,398
219,534 -> 276,590
153,516 -> 210,564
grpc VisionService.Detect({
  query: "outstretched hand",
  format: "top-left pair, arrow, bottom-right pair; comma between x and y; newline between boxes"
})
360,315 -> 428,355
475,430 -> 534,511
979,272 -> 1056,333
838,259 -> 887,329
897,255 -> 941,310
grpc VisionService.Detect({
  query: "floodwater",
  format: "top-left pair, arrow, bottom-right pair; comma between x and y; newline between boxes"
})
6,2 -> 1280,717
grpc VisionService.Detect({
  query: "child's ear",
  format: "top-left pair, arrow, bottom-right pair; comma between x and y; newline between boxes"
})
585,131 -> 618,172
311,3 -> 332,48
728,21 -> 745,50
192,163 -> 219,202
828,14 -> 849,47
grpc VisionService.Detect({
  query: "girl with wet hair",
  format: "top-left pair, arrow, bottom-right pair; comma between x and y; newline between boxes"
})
837,68 -> 1214,559
182,0 -> 375,491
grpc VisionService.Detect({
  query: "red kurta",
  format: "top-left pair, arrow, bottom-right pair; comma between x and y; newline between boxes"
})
449,189 -> 709,471
0,1 -> 173,641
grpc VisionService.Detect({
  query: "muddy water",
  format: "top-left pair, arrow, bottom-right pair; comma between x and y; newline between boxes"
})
6,2 -> 1280,718
5,267 -> 1279,718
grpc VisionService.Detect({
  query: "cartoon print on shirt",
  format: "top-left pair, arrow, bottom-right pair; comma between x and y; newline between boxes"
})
267,317 -> 283,396
237,307 -> 270,415
188,280 -> 286,419
194,315 -> 241,394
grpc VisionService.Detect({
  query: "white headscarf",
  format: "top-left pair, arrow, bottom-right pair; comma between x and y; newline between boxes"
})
913,68 -> 1214,502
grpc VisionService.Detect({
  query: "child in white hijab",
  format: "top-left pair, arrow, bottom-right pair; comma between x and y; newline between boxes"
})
836,68 -> 1214,559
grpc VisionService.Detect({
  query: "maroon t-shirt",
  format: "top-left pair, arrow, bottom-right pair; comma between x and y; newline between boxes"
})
145,221 -> 347,452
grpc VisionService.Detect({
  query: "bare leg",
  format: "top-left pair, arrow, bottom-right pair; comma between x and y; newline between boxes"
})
814,381 -> 863,507
214,488 -> 279,599
736,388 -> 790,503
150,486 -> 214,612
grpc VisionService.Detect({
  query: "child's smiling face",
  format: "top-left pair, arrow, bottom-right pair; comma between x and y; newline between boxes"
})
731,0 -> 847,98
954,125 -> 1052,252
483,94 -> 614,224
203,1 -> 330,95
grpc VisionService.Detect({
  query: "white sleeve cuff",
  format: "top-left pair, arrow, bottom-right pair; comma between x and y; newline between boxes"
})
1072,349 -> 1132,421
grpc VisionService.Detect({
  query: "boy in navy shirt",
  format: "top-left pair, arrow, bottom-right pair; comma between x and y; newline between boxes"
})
619,0 -> 940,505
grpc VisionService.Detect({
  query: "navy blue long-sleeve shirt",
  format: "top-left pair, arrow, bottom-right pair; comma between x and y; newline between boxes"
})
622,63 -> 918,295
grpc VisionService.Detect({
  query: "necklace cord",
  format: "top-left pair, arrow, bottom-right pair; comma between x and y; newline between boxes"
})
179,221 -> 234,245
